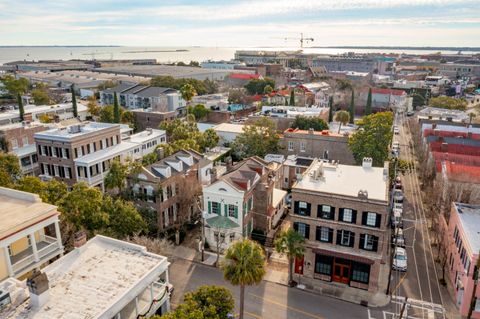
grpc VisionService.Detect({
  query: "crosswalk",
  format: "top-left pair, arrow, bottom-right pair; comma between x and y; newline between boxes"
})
367,296 -> 447,319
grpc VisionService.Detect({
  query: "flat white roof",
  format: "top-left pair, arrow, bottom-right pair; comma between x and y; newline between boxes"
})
128,129 -> 165,144
74,141 -> 137,165
293,160 -> 389,202
35,122 -> 120,142
0,103 -> 87,122
2,235 -> 168,319
213,123 -> 245,134
454,203 -> 480,253
11,144 -> 37,158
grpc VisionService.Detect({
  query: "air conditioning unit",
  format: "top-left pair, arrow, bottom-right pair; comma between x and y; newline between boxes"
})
0,290 -> 11,310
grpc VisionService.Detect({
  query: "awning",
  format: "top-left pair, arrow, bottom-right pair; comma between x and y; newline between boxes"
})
312,248 -> 375,265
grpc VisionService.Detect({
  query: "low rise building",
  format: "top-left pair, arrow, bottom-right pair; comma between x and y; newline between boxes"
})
202,157 -> 286,251
133,109 -> 176,132
212,123 -> 245,146
290,158 -> 390,296
440,203 -> 480,318
200,60 -> 246,70
280,128 -> 355,165
100,83 -> 185,112
359,88 -> 408,111
417,107 -> 470,123
34,122 -> 166,190
126,149 -> 212,232
0,235 -> 171,319
0,102 -> 89,127
0,187 -> 63,282
0,122 -> 48,175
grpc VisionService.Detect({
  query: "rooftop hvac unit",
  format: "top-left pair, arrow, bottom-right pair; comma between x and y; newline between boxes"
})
0,290 -> 11,309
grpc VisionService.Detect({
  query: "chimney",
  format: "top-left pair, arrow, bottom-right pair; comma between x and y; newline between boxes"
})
73,231 -> 87,248
362,157 -> 373,168
156,147 -> 165,160
225,157 -> 233,171
210,167 -> 218,183
27,270 -> 49,310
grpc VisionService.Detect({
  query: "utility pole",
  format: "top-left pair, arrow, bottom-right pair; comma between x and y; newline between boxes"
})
467,252 -> 480,318
399,296 -> 408,318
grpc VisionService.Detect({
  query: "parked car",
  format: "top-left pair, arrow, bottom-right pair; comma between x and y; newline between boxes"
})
392,141 -> 400,149
394,126 -> 400,135
393,190 -> 404,202
392,247 -> 408,271
392,227 -> 406,247
393,202 -> 403,211
406,111 -> 414,117
391,209 -> 403,228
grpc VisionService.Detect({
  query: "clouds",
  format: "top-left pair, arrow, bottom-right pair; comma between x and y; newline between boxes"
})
0,0 -> 478,46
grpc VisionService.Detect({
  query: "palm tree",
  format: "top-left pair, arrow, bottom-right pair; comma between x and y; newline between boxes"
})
334,110 -> 350,133
222,239 -> 266,319
180,83 -> 197,105
275,229 -> 305,286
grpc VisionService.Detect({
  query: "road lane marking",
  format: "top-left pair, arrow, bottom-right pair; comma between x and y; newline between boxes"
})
244,311 -> 263,319
249,292 -> 325,319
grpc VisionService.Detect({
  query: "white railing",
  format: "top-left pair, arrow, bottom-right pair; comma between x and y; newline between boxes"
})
137,282 -> 168,317
12,238 -> 62,274
12,254 -> 36,273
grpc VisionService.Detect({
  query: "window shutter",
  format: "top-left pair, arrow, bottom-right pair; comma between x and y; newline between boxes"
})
234,205 -> 238,218
362,212 -> 368,225
352,210 -> 357,224
349,232 -> 355,247
306,203 -> 311,216
372,236 -> 379,252
208,201 -> 212,214
317,205 -> 322,218
243,202 -> 246,216
359,234 -> 365,250
293,222 -> 298,232
336,231 -> 342,245
375,214 -> 382,228
316,227 -> 321,241
294,201 -> 300,215
305,224 -> 310,239
224,204 -> 228,217
328,228 -> 334,243
338,208 -> 344,222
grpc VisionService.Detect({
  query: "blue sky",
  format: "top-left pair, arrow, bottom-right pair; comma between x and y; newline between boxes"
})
0,0 -> 479,46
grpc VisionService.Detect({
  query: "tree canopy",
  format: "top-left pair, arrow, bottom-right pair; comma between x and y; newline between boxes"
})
232,117 -> 279,159
150,76 -> 215,95
32,83 -> 51,105
365,88 -> 372,115
1,75 -> 29,96
291,116 -> 328,131
429,96 -> 467,111
244,78 -> 275,95
334,110 -> 350,133
157,285 -> 234,319
348,112 -> 394,167
0,152 -> 21,187
180,84 -> 197,103
99,104 -> 135,127
187,104 -> 210,120
159,118 -> 219,153
275,229 -> 305,285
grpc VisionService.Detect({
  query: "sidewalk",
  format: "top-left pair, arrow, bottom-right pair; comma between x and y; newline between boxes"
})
172,245 -> 389,308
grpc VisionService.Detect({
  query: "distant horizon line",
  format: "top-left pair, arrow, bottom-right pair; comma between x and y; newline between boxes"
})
1,45 -> 480,51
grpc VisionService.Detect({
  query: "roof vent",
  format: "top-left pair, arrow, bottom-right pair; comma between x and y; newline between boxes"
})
358,190 -> 369,199
362,157 -> 373,168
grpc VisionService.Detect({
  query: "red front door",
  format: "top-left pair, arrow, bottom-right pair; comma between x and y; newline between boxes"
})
294,256 -> 304,275
332,261 -> 350,284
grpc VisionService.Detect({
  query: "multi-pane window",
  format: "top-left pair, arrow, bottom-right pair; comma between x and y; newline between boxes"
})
315,254 -> 333,275
294,222 -> 310,239
337,230 -> 355,247
316,226 -> 333,243
360,234 -> 378,252
340,208 -> 356,223
300,141 -> 306,152
288,141 -> 294,151
228,204 -> 237,218
318,205 -> 334,220
351,262 -> 370,284
211,202 -> 220,215
362,212 -> 381,228
295,201 -> 311,216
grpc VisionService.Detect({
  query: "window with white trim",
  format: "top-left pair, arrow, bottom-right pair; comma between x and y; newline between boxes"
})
320,227 -> 329,242
343,209 -> 353,222
300,141 -> 306,152
288,141 -> 294,151
364,234 -> 374,250
366,212 -> 377,226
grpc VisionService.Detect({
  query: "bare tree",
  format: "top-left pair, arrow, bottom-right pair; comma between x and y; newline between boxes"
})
173,175 -> 201,245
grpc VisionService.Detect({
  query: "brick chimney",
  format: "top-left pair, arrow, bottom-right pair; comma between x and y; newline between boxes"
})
27,270 -> 49,310
73,231 -> 87,248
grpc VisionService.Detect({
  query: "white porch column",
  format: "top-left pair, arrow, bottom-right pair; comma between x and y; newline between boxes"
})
165,269 -> 169,284
29,233 -> 39,262
150,283 -> 154,303
3,247 -> 14,277
54,221 -> 63,250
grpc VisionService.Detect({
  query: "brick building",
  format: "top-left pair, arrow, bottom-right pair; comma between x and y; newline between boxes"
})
126,149 -> 212,233
280,128 -> 356,165
291,158 -> 390,294
34,122 -> 165,190
0,122 -> 47,175
133,109 -> 176,131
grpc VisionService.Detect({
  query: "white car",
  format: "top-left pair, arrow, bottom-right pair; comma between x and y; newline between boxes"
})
394,126 -> 400,135
392,227 -> 406,247
392,141 -> 400,149
393,190 -> 404,202
391,209 -> 403,228
392,247 -> 407,271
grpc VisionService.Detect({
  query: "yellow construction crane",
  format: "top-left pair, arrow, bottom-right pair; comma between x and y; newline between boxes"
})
271,33 -> 314,48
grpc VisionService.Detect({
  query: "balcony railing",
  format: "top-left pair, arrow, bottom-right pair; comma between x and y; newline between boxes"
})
11,236 -> 63,275
137,281 -> 169,317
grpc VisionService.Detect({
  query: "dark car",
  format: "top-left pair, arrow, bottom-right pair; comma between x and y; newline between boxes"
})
406,111 -> 414,117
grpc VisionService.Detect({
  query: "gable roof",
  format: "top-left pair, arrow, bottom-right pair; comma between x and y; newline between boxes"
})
145,149 -> 205,180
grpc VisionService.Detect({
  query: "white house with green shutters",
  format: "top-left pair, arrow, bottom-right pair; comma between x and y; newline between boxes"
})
202,158 -> 264,251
